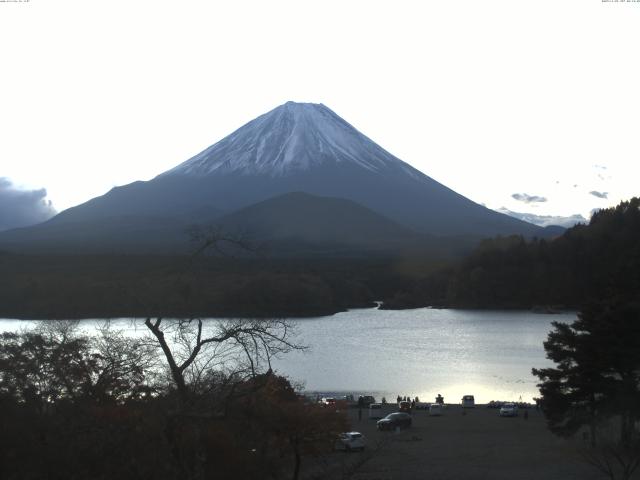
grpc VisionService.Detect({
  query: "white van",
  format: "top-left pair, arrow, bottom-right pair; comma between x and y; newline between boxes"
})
429,403 -> 444,416
369,403 -> 384,419
461,395 -> 475,408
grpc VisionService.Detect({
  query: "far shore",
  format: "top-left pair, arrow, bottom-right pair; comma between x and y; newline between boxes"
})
0,303 -> 578,322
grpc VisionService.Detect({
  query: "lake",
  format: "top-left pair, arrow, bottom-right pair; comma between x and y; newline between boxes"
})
0,307 -> 575,404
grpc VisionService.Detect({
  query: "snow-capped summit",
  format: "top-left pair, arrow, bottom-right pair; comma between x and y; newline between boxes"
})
33,101 -> 544,241
165,101 -> 421,179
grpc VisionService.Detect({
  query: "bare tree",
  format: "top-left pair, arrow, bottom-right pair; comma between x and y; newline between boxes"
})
138,228 -> 308,480
580,423 -> 640,480
91,322 -> 160,401
186,224 -> 265,260
141,227 -> 299,402
144,316 -> 301,406
0,321 -> 158,407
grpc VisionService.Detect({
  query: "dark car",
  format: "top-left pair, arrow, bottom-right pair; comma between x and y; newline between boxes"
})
358,395 -> 376,406
376,412 -> 412,431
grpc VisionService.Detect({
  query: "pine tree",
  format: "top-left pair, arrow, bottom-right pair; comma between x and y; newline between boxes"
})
533,301 -> 640,446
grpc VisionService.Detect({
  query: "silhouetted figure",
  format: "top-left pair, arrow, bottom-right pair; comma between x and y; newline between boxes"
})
436,394 -> 444,405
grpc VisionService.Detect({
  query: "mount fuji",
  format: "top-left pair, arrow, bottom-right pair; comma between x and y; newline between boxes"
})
0,102 -> 543,254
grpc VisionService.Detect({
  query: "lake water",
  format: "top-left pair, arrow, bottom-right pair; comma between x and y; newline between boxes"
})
0,307 -> 575,404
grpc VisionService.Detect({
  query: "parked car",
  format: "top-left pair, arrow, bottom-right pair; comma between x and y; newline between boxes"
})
335,432 -> 366,451
369,403 -> 384,419
499,402 -> 518,417
377,412 -> 412,431
398,400 -> 412,413
361,395 -> 376,405
461,395 -> 475,408
429,403 -> 444,416
321,397 -> 337,407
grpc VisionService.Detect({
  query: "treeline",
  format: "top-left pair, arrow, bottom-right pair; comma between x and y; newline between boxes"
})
0,320 -> 347,480
383,198 -> 640,309
2,198 -> 637,318
0,255 -> 416,319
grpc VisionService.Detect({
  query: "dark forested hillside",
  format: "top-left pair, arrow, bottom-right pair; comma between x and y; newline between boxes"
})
0,254 -> 418,319
2,199 -> 637,319
383,198 -> 640,309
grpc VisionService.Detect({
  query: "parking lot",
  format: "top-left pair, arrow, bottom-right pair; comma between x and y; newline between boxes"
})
305,403 -> 604,480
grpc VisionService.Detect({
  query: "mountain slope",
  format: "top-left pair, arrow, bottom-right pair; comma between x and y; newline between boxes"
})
51,102 -> 540,236
163,101 -> 424,178
0,214 -> 195,254
0,193 -> 439,256
0,101 -> 544,254
216,191 -> 425,255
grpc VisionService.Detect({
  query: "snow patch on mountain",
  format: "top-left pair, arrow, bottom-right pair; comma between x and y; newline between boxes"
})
163,101 -> 426,181
496,208 -> 587,228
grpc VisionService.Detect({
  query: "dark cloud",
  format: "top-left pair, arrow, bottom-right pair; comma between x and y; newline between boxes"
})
589,190 -> 608,199
511,193 -> 548,204
0,177 -> 57,232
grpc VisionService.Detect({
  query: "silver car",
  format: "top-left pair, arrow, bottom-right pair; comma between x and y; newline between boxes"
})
499,402 -> 518,417
335,432 -> 366,451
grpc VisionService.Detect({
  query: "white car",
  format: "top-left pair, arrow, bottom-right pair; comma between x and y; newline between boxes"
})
499,403 -> 518,417
429,403 -> 444,416
335,432 -> 366,451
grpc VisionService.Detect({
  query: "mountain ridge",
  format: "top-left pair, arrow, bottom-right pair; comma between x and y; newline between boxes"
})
0,101 -> 546,254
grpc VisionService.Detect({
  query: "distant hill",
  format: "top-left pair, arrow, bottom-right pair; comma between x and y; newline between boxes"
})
216,192 -> 427,256
495,207 -> 585,229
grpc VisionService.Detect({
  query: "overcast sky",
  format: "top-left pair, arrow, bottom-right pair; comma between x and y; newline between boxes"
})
1,0 -> 638,224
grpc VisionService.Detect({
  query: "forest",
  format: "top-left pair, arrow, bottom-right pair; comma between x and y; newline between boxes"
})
383,198 -> 640,310
0,198 -> 638,319
0,319 -> 347,480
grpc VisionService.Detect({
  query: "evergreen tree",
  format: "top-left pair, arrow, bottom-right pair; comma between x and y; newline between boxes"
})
533,301 -> 640,446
